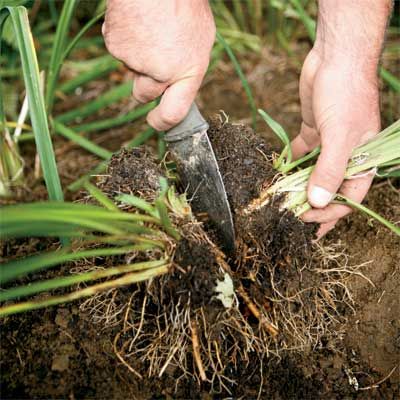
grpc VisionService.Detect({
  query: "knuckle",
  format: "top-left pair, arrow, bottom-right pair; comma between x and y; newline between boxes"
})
133,83 -> 160,104
132,91 -> 147,103
103,36 -> 127,64
103,35 -> 117,56
320,164 -> 343,186
159,108 -> 185,127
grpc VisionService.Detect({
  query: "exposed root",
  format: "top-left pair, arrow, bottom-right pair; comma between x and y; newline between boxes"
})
80,288 -> 126,328
113,330 -> 143,379
236,285 -> 278,337
79,237 -> 364,386
359,364 -> 399,391
77,144 -> 369,392
191,320 -> 206,381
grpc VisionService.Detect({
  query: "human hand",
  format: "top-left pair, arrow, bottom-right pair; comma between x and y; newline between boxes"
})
103,0 -> 216,131
291,0 -> 392,237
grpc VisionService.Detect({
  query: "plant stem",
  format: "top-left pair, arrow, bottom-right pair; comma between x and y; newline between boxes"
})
0,265 -> 169,316
1,259 -> 168,302
336,195 -> 400,236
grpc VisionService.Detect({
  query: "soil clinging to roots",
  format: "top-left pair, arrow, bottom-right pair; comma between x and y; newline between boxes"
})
208,116 -> 318,263
77,118 -> 360,392
100,147 -> 163,201
207,116 -> 276,209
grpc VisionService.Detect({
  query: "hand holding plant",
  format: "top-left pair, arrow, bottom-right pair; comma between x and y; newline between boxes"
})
291,0 -> 392,236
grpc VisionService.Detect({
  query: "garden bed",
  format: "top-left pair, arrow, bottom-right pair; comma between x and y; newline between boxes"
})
1,115 -> 399,399
1,12 -> 399,396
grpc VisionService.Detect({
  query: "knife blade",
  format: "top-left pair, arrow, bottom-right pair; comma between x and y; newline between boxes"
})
165,103 -> 235,253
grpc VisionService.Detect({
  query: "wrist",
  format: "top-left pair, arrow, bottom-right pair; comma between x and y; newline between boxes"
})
316,0 -> 392,74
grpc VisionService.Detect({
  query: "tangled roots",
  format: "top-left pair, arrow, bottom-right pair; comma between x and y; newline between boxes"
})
78,142 -> 365,391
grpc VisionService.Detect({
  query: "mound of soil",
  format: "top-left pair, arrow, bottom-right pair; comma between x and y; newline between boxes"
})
100,147 -> 163,200
207,117 -> 276,209
208,117 -> 318,256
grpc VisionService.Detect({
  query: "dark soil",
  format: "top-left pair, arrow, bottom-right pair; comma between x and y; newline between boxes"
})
1,43 -> 399,399
1,291 -> 398,399
208,117 -> 318,265
172,237 -> 224,310
99,147 -> 163,201
207,117 -> 276,210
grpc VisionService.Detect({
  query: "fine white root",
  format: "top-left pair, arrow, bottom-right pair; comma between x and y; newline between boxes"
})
77,218 -> 367,389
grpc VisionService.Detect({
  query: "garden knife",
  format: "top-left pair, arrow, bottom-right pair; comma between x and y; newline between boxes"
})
165,103 -> 235,253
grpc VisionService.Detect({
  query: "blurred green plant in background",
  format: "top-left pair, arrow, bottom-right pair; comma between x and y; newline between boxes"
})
1,0 -> 398,198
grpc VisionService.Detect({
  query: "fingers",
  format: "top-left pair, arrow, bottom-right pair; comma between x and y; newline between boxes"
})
302,203 -> 351,225
291,122 -> 320,160
146,76 -> 201,131
316,220 -> 337,239
132,74 -> 168,104
307,131 -> 351,208
302,172 -> 373,226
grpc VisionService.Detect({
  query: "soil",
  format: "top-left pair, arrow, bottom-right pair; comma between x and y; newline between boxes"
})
3,138 -> 398,400
99,147 -> 163,201
328,181 -> 400,384
172,237 -> 225,310
207,117 -> 276,210
208,117 -> 318,267
1,42 -> 399,399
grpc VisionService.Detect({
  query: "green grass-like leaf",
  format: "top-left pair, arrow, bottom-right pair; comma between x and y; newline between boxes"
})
7,7 -> 64,202
83,181 -> 119,211
290,0 -> 316,42
336,195 -> 400,236
73,101 -> 156,133
61,11 -> 105,61
54,121 -> 113,160
0,202 -> 162,241
116,193 -> 159,218
0,258 -> 167,302
258,108 -> 292,166
45,0 -> 78,112
0,264 -> 169,317
379,67 -> 400,92
0,245 -> 147,286
58,56 -> 120,94
56,82 -> 133,124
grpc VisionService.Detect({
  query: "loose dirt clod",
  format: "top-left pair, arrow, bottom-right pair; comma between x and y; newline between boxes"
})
100,147 -> 163,201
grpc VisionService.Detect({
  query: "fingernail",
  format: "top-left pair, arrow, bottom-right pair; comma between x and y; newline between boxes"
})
309,186 -> 333,208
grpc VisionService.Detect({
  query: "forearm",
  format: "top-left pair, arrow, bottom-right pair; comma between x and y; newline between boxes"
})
315,0 -> 392,74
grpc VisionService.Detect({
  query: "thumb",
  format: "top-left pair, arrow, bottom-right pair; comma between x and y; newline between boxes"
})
307,134 -> 351,208
146,77 -> 200,131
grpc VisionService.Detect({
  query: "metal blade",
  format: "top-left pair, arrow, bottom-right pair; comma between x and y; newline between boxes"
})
168,129 -> 235,253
